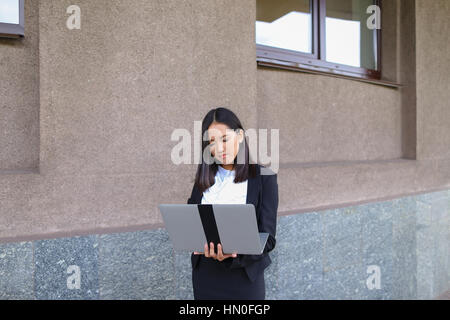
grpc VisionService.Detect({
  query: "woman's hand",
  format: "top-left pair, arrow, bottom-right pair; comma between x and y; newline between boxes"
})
194,242 -> 237,261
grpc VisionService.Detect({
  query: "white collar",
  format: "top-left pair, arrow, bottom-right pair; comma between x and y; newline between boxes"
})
217,165 -> 235,180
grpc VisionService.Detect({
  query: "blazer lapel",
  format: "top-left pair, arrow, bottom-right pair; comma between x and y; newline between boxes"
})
246,165 -> 261,209
193,186 -> 202,204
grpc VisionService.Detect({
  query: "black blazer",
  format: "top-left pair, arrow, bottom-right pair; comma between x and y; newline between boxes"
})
187,164 -> 279,283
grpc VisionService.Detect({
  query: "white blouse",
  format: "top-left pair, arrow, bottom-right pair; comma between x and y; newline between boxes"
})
201,165 -> 248,204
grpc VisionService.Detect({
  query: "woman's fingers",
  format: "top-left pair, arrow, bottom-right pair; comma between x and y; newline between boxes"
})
217,244 -> 224,261
217,244 -> 237,260
201,242 -> 237,260
204,243 -> 209,257
209,242 -> 216,259
223,252 -> 237,259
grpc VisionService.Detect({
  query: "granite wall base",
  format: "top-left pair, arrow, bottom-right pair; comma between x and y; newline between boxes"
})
1,189 -> 449,300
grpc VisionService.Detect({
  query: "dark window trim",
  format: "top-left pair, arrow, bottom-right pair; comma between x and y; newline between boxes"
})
257,0 -> 388,83
0,0 -> 25,38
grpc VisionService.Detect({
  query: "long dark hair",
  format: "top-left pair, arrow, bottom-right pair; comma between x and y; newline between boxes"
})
195,107 -> 258,193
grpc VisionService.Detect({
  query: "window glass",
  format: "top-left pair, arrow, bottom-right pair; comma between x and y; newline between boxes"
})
256,0 -> 313,54
0,0 -> 20,24
325,0 -> 378,69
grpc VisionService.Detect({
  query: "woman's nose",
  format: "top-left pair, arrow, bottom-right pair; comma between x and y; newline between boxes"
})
216,142 -> 224,153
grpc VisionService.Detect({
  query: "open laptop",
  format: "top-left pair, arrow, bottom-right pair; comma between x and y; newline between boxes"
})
158,203 -> 269,255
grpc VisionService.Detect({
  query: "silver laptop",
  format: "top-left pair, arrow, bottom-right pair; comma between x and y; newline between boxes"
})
158,204 -> 269,255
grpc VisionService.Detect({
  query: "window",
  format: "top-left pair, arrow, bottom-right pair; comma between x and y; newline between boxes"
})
0,0 -> 24,38
256,0 -> 381,80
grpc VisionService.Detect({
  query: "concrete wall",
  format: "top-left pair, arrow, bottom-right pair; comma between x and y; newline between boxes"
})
0,0 -> 449,299
0,0 -> 39,171
416,0 -> 450,161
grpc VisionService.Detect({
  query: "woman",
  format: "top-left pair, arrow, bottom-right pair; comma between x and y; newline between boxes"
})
187,107 -> 279,300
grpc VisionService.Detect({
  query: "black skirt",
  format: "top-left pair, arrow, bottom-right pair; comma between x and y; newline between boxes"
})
192,255 -> 265,300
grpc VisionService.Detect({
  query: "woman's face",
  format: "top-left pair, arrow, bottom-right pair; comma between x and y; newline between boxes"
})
206,122 -> 244,165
